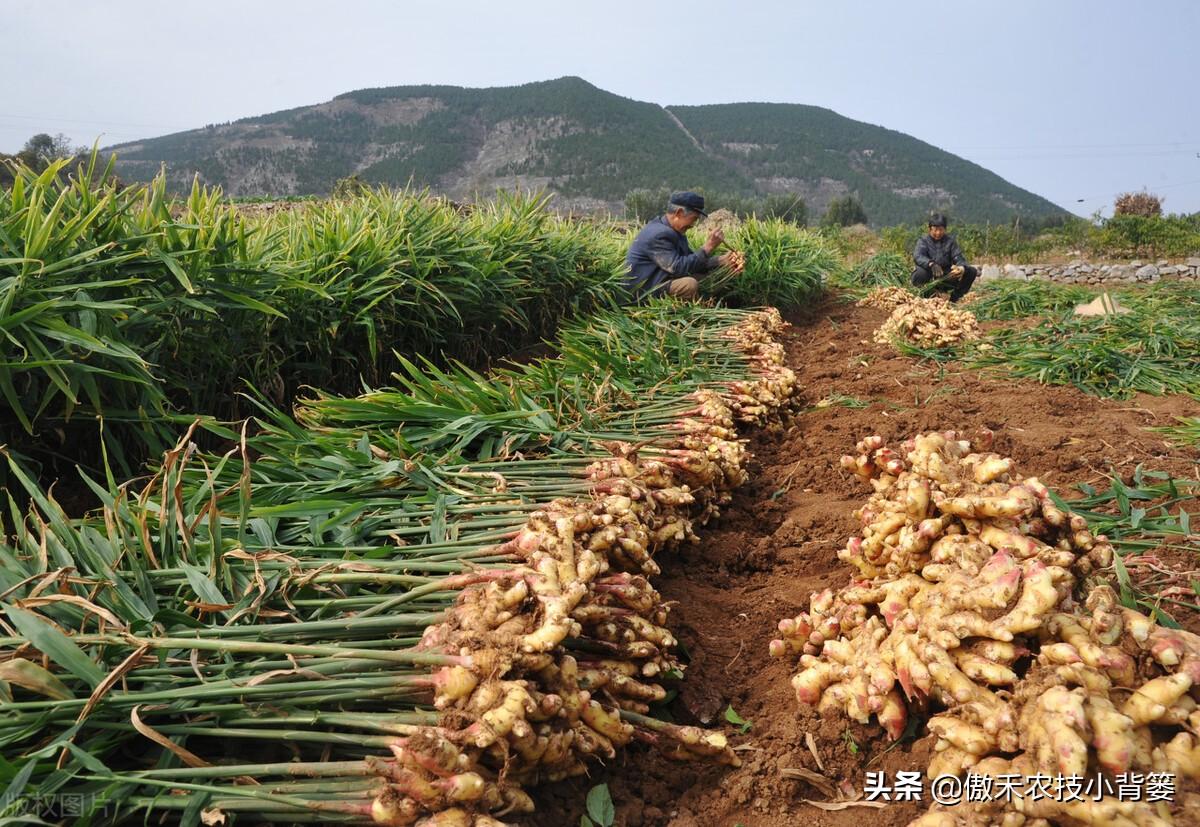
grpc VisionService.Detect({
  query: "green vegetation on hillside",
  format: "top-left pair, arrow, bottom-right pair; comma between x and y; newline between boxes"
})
101,77 -> 1065,225
113,78 -> 750,202
821,195 -> 869,227
668,102 -> 1064,225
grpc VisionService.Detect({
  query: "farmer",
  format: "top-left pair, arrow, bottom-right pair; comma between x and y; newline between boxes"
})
625,191 -> 743,300
912,213 -> 978,302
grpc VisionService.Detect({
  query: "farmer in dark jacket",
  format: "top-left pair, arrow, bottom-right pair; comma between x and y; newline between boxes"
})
625,191 -> 742,300
912,213 -> 977,302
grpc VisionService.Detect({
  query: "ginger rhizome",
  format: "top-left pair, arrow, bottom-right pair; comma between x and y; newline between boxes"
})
367,310 -> 793,825
772,430 -> 1200,825
858,289 -> 981,348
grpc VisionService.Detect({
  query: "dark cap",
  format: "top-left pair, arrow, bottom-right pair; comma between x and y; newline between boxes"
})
668,191 -> 707,216
928,212 -> 947,227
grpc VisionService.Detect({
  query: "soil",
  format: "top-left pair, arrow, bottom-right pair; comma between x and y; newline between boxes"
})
525,294 -> 1200,827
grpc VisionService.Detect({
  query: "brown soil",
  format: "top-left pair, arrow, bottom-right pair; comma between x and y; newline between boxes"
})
528,294 -> 1200,820
526,294 -> 1200,827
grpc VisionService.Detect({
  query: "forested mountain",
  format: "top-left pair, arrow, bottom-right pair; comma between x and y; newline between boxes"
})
106,77 -> 1064,224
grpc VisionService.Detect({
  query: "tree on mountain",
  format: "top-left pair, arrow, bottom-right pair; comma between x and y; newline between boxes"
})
1,132 -> 92,187
821,195 -> 868,227
762,193 -> 807,226
332,174 -> 371,199
2,133 -> 87,187
19,133 -> 83,168
624,188 -> 671,223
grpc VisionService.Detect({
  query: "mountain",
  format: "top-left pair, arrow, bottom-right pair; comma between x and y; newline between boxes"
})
106,77 -> 1065,225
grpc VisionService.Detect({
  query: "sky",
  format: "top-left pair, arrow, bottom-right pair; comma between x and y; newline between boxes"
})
5,0 -> 1199,217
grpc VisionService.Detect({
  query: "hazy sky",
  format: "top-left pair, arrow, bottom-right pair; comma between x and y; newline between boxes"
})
5,0 -> 1199,216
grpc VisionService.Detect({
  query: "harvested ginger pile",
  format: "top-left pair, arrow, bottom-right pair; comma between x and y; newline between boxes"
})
772,431 -> 1200,825
857,285 -> 917,311
858,288 -> 981,348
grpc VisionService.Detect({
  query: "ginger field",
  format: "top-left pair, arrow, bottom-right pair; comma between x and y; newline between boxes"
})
2,154 -> 1200,826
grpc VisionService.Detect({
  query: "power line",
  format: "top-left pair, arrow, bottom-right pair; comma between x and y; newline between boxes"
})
0,125 -> 151,143
951,140 -> 1197,151
1064,177 -> 1200,212
1134,177 -> 1200,192
969,149 -> 1199,162
0,111 -> 193,131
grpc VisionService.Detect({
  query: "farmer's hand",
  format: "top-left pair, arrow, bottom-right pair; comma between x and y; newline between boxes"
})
719,252 -> 744,274
950,265 -> 965,279
929,262 -> 944,279
703,228 -> 725,254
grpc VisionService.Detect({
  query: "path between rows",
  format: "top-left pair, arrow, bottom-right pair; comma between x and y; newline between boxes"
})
530,295 -> 1198,826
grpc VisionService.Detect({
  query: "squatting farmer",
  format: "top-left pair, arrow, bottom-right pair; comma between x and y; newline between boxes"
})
912,212 -> 978,302
625,191 -> 743,300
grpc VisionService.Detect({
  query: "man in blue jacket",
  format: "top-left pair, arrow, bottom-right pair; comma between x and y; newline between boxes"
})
625,191 -> 742,300
912,213 -> 977,302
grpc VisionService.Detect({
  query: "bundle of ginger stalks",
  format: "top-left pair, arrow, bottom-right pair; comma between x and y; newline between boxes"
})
0,307 -> 795,826
770,430 -> 1200,826
858,287 -> 981,349
371,309 -> 797,824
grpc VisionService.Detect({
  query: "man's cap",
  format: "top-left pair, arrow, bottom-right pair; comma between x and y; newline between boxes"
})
668,191 -> 707,216
928,212 -> 947,227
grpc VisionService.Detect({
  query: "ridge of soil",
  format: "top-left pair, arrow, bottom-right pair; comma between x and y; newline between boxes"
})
527,294 -> 1199,827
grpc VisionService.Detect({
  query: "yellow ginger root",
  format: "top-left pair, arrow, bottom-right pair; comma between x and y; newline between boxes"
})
580,699 -> 634,746
1045,612 -> 1136,684
788,549 -> 1034,726
1085,695 -> 1137,774
370,792 -> 425,825
1154,731 -> 1200,778
926,534 -> 994,574
952,649 -> 1018,686
412,810 -> 473,827
966,454 -> 1012,484
1022,685 -> 1090,777
937,486 -> 1038,520
925,744 -> 980,780
792,658 -> 846,706
871,294 -> 981,349
841,574 -> 926,629
1123,672 -> 1194,726
857,285 -> 918,311
1160,693 -> 1197,725
991,560 -> 1061,637
789,431 -> 1200,825
923,643 -> 1009,713
1086,584 -> 1124,644
927,715 -> 995,755
769,587 -> 865,657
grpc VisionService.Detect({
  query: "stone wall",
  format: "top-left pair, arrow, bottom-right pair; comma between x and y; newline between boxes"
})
978,257 -> 1200,285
